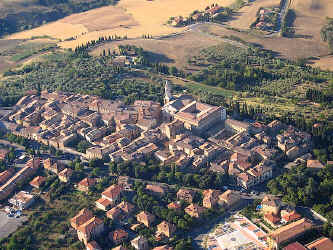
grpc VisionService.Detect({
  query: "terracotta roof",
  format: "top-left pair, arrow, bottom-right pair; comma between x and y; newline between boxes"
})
78,177 -> 96,187
153,245 -> 173,250
102,184 -> 122,200
77,216 -> 103,235
70,208 -> 94,229
0,168 -> 15,185
264,213 -> 280,224
96,197 -> 113,208
146,184 -> 166,195
110,229 -> 128,242
262,195 -> 282,208
167,202 -> 181,210
117,201 -> 135,213
306,237 -> 333,250
107,207 -> 123,220
184,203 -> 205,218
157,221 -> 176,237
29,176 -> 46,188
307,160 -> 325,169
219,190 -> 241,205
281,210 -> 301,222
269,218 -> 313,244
58,168 -> 73,178
237,172 -> 254,182
0,148 -> 9,160
112,246 -> 128,250
87,241 -> 102,250
283,242 -> 307,250
203,189 -> 221,198
177,188 -> 196,199
137,211 -> 155,226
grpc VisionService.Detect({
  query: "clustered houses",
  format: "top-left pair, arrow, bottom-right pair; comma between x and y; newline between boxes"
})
170,4 -> 226,26
4,91 -> 162,161
84,183 -> 154,249
43,158 -> 73,183
276,126 -> 312,160
1,82 -> 314,190
260,195 -> 302,228
253,195 -> 314,249
70,209 -> 104,246
202,189 -> 242,210
0,158 -> 40,200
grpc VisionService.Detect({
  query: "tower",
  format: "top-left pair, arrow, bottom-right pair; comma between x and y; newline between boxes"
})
164,80 -> 173,105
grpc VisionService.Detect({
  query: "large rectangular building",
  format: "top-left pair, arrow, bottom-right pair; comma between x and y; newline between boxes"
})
173,101 -> 226,134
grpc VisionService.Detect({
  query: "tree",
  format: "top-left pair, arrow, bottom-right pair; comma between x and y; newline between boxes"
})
174,238 -> 192,250
76,140 -> 90,153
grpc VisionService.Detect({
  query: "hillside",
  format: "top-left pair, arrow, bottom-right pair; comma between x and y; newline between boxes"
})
0,0 -> 117,38
6,0 -> 236,48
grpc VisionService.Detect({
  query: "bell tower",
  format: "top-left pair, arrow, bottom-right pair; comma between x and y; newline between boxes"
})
164,80 -> 173,105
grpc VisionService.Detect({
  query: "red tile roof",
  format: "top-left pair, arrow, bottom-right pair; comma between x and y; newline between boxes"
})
87,240 -> 101,250
264,213 -> 280,225
306,237 -> 333,250
78,177 -> 96,187
70,208 -> 94,229
29,176 -> 46,188
77,216 -> 103,235
167,202 -> 181,210
102,184 -> 122,200
110,229 -> 128,242
283,242 -> 306,250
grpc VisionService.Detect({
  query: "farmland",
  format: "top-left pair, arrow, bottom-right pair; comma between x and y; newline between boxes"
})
91,30 -> 225,70
0,0 -> 117,37
0,38 -> 58,74
7,0 -> 236,49
227,0 -> 281,30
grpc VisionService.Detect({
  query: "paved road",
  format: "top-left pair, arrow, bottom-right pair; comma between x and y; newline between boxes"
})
0,211 -> 28,239
0,139 -> 25,150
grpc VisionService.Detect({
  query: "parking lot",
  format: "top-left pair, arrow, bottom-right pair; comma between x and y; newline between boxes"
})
0,211 -> 28,239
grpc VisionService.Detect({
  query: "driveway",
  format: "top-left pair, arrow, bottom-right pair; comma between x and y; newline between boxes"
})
0,211 -> 28,239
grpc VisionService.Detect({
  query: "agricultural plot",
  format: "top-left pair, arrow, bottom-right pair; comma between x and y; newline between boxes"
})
91,30 -> 224,70
227,0 -> 281,30
0,39 -> 58,74
6,0 -> 236,49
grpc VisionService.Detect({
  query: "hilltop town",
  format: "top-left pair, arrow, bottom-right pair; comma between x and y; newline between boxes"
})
0,81 -> 331,249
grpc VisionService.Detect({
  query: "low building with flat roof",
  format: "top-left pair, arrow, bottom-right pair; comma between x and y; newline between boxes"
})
9,191 -> 35,209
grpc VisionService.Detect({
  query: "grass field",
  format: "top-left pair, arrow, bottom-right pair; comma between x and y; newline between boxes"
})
7,0 -> 236,49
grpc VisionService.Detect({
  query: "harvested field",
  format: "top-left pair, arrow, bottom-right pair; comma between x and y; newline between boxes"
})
0,39 -> 24,73
91,30 -> 225,69
198,23 -> 330,60
0,39 -> 23,53
227,0 -> 281,30
309,56 -> 333,71
291,0 -> 333,42
92,22 -> 332,70
7,22 -> 88,41
7,0 -> 236,49
60,5 -> 138,32
0,38 -> 57,73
